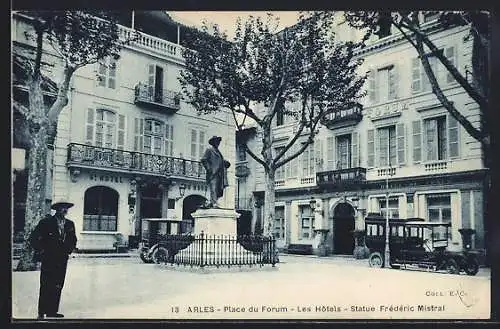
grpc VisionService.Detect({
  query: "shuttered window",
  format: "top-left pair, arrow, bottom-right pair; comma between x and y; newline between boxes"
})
336,134 -> 351,169
97,57 -> 117,89
190,128 -> 206,160
85,109 -> 123,149
377,126 -> 396,167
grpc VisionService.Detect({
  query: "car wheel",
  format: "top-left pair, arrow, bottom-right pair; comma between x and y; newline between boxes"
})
369,252 -> 384,268
445,258 -> 459,274
140,251 -> 154,264
465,258 -> 479,276
153,247 -> 169,264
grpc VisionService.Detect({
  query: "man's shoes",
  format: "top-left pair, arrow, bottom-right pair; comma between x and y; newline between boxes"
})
37,313 -> 45,319
46,313 -> 64,318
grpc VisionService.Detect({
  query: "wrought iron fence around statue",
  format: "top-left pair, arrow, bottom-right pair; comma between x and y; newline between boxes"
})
156,233 -> 278,268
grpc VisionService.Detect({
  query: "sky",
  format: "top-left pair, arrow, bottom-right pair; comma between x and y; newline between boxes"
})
169,11 -> 303,39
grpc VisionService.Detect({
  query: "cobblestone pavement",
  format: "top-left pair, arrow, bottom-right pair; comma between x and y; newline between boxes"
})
12,254 -> 491,321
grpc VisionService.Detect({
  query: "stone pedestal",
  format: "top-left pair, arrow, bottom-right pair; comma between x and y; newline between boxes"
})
192,208 -> 240,236
174,207 -> 261,266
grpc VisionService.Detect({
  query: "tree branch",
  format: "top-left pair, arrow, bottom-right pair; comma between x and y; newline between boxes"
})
245,145 -> 268,170
46,64 -> 75,121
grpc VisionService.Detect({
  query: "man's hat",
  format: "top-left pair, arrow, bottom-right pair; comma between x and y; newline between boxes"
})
51,200 -> 74,210
208,136 -> 222,145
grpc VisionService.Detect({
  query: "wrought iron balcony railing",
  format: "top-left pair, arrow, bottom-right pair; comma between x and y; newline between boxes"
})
321,104 -> 363,129
134,82 -> 181,113
67,143 -> 205,179
316,167 -> 367,187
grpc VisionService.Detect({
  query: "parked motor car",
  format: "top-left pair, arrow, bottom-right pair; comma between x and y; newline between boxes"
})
139,217 -> 184,264
364,215 -> 479,275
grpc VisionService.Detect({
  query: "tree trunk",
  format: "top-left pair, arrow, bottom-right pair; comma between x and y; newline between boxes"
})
15,75 -> 50,272
263,169 -> 276,237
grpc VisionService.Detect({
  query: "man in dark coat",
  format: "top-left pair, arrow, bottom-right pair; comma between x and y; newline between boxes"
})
29,200 -> 77,319
200,136 -> 230,208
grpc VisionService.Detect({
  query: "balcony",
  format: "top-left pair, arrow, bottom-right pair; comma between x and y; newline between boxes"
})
316,167 -> 367,188
321,104 -> 363,130
118,25 -> 184,61
66,143 -> 205,180
134,82 -> 181,113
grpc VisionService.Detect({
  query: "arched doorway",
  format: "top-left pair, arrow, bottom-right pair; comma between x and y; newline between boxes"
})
333,202 -> 355,255
182,195 -> 206,233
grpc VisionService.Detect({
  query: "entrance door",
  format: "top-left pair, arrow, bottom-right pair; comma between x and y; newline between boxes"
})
333,202 -> 355,255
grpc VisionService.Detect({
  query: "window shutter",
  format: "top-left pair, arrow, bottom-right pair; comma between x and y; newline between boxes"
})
445,46 -> 456,84
368,69 -> 378,103
164,123 -> 173,156
326,136 -> 335,170
85,108 -> 94,145
448,115 -> 459,159
117,114 -> 125,150
351,132 -> 359,167
190,129 -> 197,159
199,130 -> 206,159
412,120 -> 422,163
411,58 -> 421,93
134,118 -> 143,151
148,64 -> 155,100
396,123 -> 405,165
367,129 -> 375,168
388,65 -> 398,100
315,139 -> 323,171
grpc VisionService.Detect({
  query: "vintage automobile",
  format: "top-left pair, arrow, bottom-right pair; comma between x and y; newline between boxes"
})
139,217 -> 185,263
364,215 -> 479,275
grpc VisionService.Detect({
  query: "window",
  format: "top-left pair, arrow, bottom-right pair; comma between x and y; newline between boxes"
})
299,205 -> 315,239
424,116 -> 447,161
190,128 -> 206,160
97,57 -> 117,89
301,143 -> 316,177
275,144 -> 299,180
377,126 -> 396,167
336,134 -> 351,169
412,46 -> 457,94
144,119 -> 163,155
133,118 -> 174,156
427,194 -> 452,239
85,109 -> 125,150
379,197 -> 399,219
368,65 -> 398,104
413,115 -> 458,163
274,206 -> 285,239
83,186 -> 118,231
148,64 -> 164,103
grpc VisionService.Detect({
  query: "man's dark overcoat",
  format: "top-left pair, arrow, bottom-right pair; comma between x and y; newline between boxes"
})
29,215 -> 77,316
